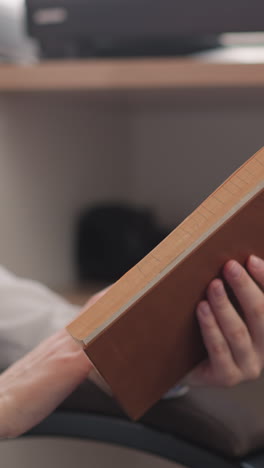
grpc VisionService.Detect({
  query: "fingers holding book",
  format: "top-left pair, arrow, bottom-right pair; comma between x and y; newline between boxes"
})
186,256 -> 264,388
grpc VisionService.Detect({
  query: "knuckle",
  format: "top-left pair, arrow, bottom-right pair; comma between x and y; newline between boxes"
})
229,325 -> 248,345
211,340 -> 228,357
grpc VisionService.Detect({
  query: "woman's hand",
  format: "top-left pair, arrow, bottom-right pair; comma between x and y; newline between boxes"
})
187,255 -> 264,387
0,327 -> 92,439
0,288 -> 109,440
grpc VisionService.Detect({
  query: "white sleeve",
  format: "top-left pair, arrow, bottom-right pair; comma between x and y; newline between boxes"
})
0,266 -> 80,369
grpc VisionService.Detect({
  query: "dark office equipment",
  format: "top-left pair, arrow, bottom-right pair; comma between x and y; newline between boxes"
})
25,0 -> 264,58
76,203 -> 168,283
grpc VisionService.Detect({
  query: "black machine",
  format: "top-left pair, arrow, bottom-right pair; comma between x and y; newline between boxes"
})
75,204 -> 169,283
25,0 -> 264,58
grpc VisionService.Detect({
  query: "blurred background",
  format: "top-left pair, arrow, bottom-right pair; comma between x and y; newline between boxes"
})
1,0 -> 264,297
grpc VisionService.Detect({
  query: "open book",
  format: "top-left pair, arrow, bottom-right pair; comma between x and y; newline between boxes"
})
67,147 -> 264,419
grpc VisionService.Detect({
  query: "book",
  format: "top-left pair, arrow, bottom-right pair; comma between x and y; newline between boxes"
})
67,147 -> 264,420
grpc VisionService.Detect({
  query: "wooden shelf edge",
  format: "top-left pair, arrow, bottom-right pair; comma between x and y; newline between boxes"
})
1,58 -> 264,91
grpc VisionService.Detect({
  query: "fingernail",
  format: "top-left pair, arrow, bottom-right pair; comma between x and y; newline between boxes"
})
212,280 -> 225,296
228,260 -> 241,279
198,301 -> 211,317
250,255 -> 261,269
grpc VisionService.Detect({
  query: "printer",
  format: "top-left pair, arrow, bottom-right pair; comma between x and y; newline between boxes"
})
25,0 -> 264,59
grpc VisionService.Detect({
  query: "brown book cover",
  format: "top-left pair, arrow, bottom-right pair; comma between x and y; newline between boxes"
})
67,147 -> 264,420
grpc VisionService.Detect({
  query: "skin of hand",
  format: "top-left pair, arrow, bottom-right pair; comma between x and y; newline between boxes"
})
186,255 -> 264,387
0,329 -> 92,439
0,289 -> 107,440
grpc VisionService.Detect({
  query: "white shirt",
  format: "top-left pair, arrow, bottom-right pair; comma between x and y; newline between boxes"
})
0,266 -> 78,369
